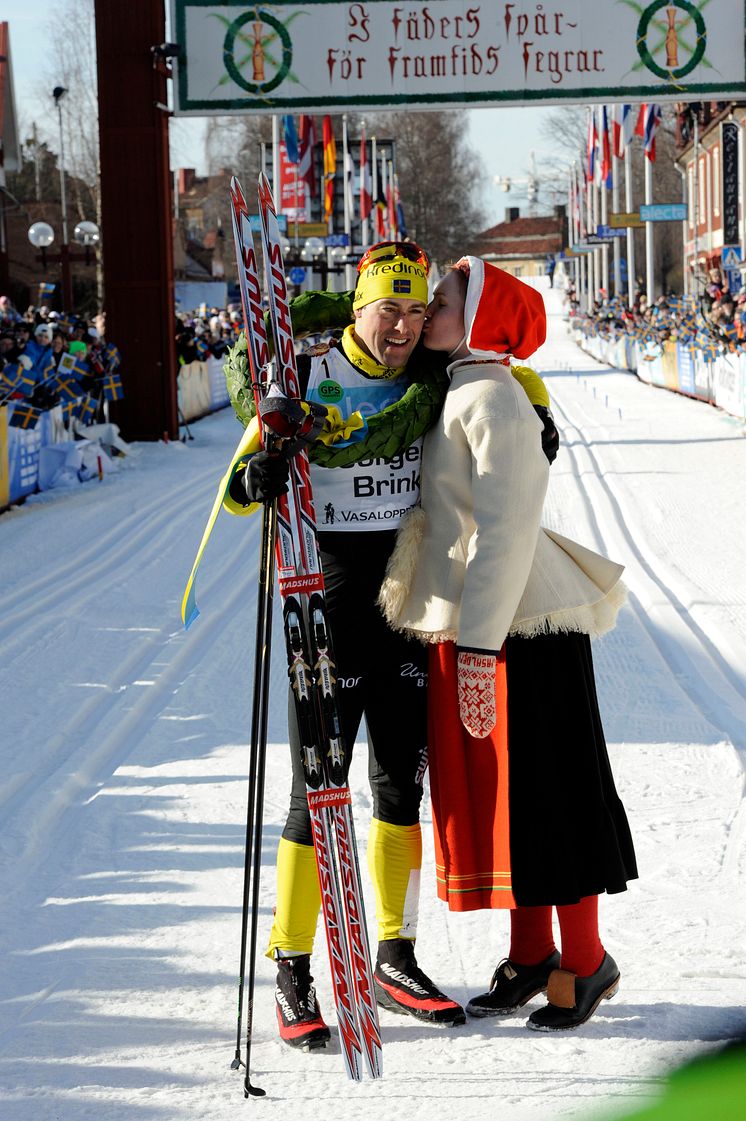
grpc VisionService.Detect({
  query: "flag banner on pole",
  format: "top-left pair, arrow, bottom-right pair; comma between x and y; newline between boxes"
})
635,104 -> 646,137
386,178 -> 397,240
0,363 -> 24,391
586,108 -> 598,183
359,130 -> 372,220
38,282 -> 55,300
615,104 -> 635,157
74,394 -> 98,424
102,373 -> 124,401
322,115 -> 336,223
9,402 -> 43,429
282,115 -> 299,164
298,115 -> 317,200
104,344 -> 122,371
54,376 -> 82,404
600,105 -> 612,188
643,104 -> 663,161
394,174 -> 407,238
375,197 -> 387,239
344,149 -> 355,219
279,141 -> 306,219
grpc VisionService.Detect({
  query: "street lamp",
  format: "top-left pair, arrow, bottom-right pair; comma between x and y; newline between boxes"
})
28,221 -> 55,261
52,87 -> 69,244
51,85 -> 73,308
27,218 -> 99,310
74,220 -> 100,266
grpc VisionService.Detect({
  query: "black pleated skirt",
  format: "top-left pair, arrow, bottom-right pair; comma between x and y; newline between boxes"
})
505,631 -> 638,906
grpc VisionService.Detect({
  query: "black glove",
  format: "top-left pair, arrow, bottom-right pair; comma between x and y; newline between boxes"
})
242,450 -> 290,504
534,405 -> 559,464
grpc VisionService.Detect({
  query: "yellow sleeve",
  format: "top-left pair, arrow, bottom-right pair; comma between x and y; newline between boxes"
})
511,364 -> 550,409
181,417 -> 262,627
221,416 -> 263,516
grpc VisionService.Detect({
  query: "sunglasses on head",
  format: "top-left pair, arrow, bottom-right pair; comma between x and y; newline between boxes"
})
357,241 -> 430,274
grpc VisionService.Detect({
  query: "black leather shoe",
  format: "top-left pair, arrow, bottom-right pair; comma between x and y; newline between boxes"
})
466,950 -> 561,1017
527,952 -> 620,1031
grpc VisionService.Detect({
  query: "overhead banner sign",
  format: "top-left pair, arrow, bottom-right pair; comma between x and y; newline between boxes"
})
171,0 -> 746,115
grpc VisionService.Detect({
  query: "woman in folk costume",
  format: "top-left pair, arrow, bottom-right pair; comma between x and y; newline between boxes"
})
379,258 -> 637,1031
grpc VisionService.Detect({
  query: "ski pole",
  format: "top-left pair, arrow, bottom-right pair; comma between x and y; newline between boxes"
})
178,406 -> 194,441
231,498 -> 277,1098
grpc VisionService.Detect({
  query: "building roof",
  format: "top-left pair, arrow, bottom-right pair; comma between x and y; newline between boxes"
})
470,211 -> 565,260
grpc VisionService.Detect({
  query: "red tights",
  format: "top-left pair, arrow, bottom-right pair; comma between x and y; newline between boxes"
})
508,896 -> 605,977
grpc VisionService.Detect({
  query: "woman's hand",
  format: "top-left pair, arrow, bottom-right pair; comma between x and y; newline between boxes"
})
456,649 -> 498,739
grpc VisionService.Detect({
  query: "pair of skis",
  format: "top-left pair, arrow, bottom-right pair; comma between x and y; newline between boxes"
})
229,174 -> 383,1092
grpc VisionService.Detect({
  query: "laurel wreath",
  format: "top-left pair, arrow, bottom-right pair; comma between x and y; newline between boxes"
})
223,294 -> 451,468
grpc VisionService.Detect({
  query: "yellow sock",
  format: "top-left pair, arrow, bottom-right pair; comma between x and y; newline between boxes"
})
266,838 -> 321,958
367,819 -> 422,942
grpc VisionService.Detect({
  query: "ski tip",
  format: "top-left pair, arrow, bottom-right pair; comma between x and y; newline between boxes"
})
229,176 -> 247,212
257,172 -> 274,210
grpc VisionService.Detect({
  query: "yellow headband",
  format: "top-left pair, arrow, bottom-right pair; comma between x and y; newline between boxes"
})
353,255 -> 429,310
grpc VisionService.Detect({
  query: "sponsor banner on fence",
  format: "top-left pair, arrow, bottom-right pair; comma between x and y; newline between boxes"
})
0,407 -> 9,508
171,0 -> 746,114
178,360 -> 213,421
178,357 -> 232,422
661,340 -> 679,389
676,343 -> 697,396
576,331 -> 745,421
713,354 -> 746,419
5,404 -> 52,504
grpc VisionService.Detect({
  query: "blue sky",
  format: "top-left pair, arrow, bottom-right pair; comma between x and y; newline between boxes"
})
5,2 -> 564,225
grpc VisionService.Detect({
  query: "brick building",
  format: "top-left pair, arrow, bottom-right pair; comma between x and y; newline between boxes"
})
675,102 -> 746,290
469,206 -> 567,279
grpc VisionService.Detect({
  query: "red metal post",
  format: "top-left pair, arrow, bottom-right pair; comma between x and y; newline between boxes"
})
94,0 -> 178,440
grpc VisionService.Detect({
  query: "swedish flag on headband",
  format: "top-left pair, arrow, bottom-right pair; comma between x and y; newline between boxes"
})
9,401 -> 43,429
102,372 -> 124,401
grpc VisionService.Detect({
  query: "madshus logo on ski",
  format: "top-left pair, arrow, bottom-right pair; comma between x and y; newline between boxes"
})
228,172 -> 383,1096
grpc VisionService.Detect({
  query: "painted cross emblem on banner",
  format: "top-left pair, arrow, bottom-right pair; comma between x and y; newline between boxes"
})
633,0 -> 708,81
215,7 -> 295,96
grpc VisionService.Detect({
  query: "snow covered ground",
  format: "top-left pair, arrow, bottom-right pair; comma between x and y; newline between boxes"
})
1,283 -> 745,1120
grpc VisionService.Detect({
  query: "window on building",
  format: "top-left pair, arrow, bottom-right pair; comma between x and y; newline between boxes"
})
688,165 -> 695,230
712,145 -> 720,217
699,156 -> 707,226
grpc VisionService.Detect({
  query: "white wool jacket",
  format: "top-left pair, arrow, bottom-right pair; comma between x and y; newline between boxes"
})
379,358 -> 626,650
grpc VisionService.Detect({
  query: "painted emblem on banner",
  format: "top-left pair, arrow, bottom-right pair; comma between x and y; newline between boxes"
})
634,0 -> 707,80
217,8 -> 295,95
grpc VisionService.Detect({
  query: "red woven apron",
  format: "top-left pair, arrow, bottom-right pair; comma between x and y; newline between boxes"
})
428,641 -> 515,912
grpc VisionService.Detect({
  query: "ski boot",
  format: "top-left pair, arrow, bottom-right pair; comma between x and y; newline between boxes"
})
373,938 -> 466,1025
275,954 -> 331,1051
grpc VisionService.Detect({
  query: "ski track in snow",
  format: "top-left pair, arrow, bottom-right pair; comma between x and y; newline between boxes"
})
1,284 -> 745,1121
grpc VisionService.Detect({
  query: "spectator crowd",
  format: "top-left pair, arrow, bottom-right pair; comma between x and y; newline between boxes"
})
174,304 -> 244,367
564,266 -> 746,361
0,295 -> 123,431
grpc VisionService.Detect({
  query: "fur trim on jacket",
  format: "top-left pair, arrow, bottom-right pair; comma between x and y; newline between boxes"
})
378,506 -> 627,645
